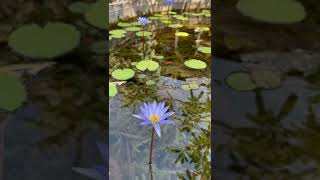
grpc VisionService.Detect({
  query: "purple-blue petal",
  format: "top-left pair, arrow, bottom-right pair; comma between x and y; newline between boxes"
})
159,119 -> 175,124
96,142 -> 108,163
139,121 -> 152,126
153,123 -> 161,137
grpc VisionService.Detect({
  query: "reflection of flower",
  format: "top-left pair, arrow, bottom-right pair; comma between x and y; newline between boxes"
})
164,0 -> 174,5
133,101 -> 175,137
137,16 -> 150,26
73,142 -> 107,180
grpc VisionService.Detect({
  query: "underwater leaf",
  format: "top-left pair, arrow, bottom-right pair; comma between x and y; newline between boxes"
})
136,31 -> 152,37
111,68 -> 135,80
136,60 -> 160,71
184,59 -> 207,70
146,80 -> 156,86
0,72 -> 26,112
197,47 -> 211,54
8,22 -> 80,59
175,32 -> 189,37
109,83 -> 118,97
84,0 -> 107,29
251,70 -> 282,89
125,27 -> 142,32
225,71 -> 256,91
68,2 -> 91,14
236,0 -> 306,24
168,24 -> 184,29
72,167 -> 104,180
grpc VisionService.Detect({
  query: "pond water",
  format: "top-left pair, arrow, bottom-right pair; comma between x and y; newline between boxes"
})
214,58 -> 320,179
109,11 -> 211,179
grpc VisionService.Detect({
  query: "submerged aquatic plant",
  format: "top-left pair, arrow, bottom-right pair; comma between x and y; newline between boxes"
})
132,101 -> 175,164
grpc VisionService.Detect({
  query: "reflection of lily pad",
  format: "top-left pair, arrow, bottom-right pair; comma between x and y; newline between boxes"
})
117,22 -> 131,27
226,71 -> 256,91
111,68 -> 135,80
0,73 -> 26,111
109,83 -> 118,97
146,80 -> 156,85
168,24 -> 184,28
184,59 -> 207,69
109,29 -> 126,35
90,41 -> 106,54
251,70 -> 282,89
197,47 -> 211,54
136,60 -> 159,71
236,0 -> 306,24
8,22 -> 80,59
136,31 -> 152,37
84,0 -> 108,29
68,2 -> 91,14
181,83 -> 199,91
175,32 -> 189,37
125,27 -> 142,32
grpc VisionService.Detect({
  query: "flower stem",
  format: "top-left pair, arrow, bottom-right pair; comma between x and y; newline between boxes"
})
149,127 -> 155,164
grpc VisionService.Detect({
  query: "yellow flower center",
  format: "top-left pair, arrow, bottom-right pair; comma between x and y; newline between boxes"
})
149,114 -> 160,123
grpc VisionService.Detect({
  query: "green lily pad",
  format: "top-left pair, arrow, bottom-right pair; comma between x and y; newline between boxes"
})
181,83 -> 199,91
149,16 -> 161,20
152,55 -> 164,60
195,27 -> 210,32
197,47 -> 211,54
109,36 -> 112,40
111,68 -> 135,80
84,0 -> 108,29
136,31 -> 152,37
154,14 -> 163,17
168,11 -> 177,15
251,70 -> 282,89
205,14 -> 211,17
146,80 -> 156,85
109,83 -> 118,97
125,27 -> 142,32
175,32 -> 189,37
0,73 -> 26,111
136,60 -> 159,71
173,15 -> 189,20
226,71 -> 256,91
184,59 -> 207,69
117,22 -> 131,27
168,24 -> 184,28
110,34 -> 126,38
68,2 -> 91,14
236,0 -> 306,24
90,41 -> 106,54
161,20 -> 172,24
8,22 -> 80,59
191,13 -> 202,16
109,29 -> 126,35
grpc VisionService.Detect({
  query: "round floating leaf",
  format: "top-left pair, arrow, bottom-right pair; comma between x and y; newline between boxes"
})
149,16 -> 161,20
191,13 -> 202,16
236,0 -> 306,24
173,15 -> 189,20
154,14 -> 163,17
136,31 -> 152,37
136,60 -> 159,71
196,26 -> 210,32
146,80 -> 156,86
109,29 -> 126,35
189,83 -> 199,90
84,0 -> 108,29
125,27 -> 142,32
161,20 -> 172,24
111,68 -> 135,80
184,59 -> 207,69
205,14 -> 211,17
226,71 -> 256,91
0,73 -> 26,111
8,22 -> 80,59
117,22 -> 131,27
168,11 -> 177,15
110,34 -> 126,39
197,47 -> 211,54
109,83 -> 118,97
168,24 -> 184,28
68,2 -> 91,14
152,55 -> 164,60
251,70 -> 282,89
90,41 -> 106,54
181,83 -> 199,91
109,36 -> 112,40
175,32 -> 189,37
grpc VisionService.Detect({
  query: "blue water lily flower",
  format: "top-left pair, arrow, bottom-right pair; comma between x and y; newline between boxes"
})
164,0 -> 174,5
137,16 -> 150,26
133,101 -> 175,137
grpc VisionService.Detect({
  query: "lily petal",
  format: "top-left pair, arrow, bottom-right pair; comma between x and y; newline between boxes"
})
139,121 -> 152,126
132,114 -> 145,120
159,120 -> 175,124
153,123 -> 161,137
